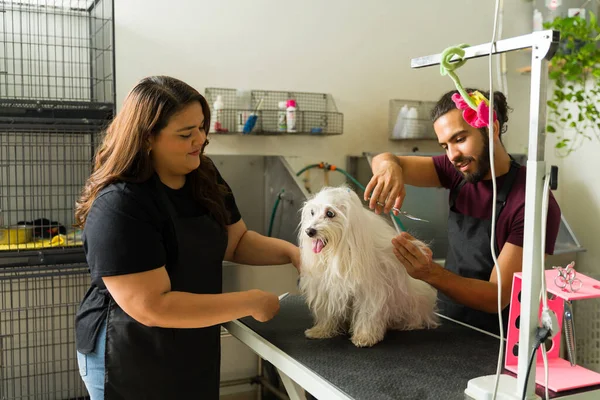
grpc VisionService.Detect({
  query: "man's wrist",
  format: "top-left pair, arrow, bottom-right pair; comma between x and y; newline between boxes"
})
422,261 -> 444,286
373,153 -> 399,170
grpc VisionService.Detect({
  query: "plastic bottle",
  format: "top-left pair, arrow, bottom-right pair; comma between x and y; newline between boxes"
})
286,99 -> 297,133
392,105 -> 409,139
406,107 -> 419,138
533,9 -> 543,31
210,95 -> 224,133
277,101 -> 287,132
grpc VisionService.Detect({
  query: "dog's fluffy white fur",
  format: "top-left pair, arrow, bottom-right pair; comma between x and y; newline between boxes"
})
298,185 -> 439,347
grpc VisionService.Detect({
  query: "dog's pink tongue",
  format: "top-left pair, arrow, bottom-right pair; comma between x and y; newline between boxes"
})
312,239 -> 324,254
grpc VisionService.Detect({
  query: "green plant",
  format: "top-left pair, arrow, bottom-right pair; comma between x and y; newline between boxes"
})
543,12 -> 600,156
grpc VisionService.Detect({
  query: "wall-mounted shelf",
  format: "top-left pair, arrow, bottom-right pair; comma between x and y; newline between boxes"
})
205,88 -> 343,136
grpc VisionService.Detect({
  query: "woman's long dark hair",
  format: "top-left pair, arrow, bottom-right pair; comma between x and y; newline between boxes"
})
75,76 -> 230,228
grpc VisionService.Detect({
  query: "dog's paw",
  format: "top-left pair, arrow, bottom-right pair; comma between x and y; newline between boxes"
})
304,325 -> 339,340
350,332 -> 383,348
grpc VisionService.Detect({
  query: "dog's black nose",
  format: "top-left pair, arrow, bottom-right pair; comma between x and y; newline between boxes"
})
305,228 -> 317,237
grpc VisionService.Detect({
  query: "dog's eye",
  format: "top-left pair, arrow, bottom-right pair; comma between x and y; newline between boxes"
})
326,210 -> 335,218
310,209 -> 314,216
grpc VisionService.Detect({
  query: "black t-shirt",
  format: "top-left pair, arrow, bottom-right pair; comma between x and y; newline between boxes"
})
75,164 -> 242,353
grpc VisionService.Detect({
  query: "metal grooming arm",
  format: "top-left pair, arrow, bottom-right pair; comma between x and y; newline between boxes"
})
411,30 -> 559,399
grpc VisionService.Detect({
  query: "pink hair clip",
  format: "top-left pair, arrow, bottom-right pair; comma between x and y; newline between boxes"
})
451,91 -> 497,129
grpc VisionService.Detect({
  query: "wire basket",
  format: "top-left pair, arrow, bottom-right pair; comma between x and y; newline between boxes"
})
389,99 -> 437,140
205,87 -> 343,136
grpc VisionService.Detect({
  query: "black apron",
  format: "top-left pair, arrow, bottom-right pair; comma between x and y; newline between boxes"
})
104,177 -> 228,399
437,159 -> 520,335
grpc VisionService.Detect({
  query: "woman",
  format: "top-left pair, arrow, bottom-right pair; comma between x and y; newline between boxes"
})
74,76 -> 300,399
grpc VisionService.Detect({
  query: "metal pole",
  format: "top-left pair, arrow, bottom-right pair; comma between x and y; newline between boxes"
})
411,30 -> 557,68
518,29 -> 556,399
410,29 -> 559,399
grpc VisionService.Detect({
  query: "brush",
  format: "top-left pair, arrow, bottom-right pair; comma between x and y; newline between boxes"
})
242,98 -> 264,134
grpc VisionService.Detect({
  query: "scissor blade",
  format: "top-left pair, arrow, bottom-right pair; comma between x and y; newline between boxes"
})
392,208 -> 429,223
403,214 -> 430,222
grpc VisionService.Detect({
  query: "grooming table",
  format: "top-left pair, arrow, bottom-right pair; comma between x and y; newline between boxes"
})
224,295 -> 600,400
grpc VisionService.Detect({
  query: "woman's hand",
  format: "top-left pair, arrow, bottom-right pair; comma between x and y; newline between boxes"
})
249,290 -> 280,322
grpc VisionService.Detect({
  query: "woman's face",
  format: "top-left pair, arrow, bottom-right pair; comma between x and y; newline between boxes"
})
149,101 -> 206,187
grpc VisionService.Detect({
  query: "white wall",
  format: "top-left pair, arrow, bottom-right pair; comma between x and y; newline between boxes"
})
115,0 -> 536,185
544,83 -> 600,277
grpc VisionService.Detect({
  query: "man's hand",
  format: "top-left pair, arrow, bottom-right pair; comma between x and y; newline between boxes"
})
364,158 -> 406,215
391,232 -> 435,281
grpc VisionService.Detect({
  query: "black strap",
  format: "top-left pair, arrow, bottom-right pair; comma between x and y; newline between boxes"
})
449,158 -> 520,209
494,158 -> 520,223
492,158 -> 520,255
152,174 -> 180,264
152,174 -> 179,219
449,179 -> 467,208
448,157 -> 521,255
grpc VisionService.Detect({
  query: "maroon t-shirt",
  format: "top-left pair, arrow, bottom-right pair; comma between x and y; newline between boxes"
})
432,155 -> 561,254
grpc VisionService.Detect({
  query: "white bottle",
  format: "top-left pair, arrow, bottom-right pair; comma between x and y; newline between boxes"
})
533,9 -> 543,31
286,99 -> 297,133
277,101 -> 287,132
406,107 -> 419,138
211,95 -> 224,133
235,90 -> 251,132
392,105 -> 409,139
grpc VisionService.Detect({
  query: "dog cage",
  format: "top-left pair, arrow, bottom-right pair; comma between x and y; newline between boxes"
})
0,1 -> 115,399
0,124 -> 106,267
0,0 -> 114,266
0,263 -> 91,400
0,0 -> 114,103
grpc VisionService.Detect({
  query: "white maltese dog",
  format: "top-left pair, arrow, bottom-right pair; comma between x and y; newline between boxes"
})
298,185 -> 439,347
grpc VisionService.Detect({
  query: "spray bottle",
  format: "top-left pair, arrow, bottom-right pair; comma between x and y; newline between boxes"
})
278,101 -> 287,132
210,95 -> 224,133
286,99 -> 297,133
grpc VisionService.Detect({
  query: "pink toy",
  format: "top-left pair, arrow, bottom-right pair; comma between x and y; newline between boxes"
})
505,268 -> 600,392
451,91 -> 498,129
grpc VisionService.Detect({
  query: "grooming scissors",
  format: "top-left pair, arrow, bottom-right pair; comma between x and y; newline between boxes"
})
374,201 -> 429,222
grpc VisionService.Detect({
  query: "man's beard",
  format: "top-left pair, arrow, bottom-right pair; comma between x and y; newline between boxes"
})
455,138 -> 491,183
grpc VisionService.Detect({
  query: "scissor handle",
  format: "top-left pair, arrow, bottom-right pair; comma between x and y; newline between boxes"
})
569,278 -> 583,292
554,275 -> 567,289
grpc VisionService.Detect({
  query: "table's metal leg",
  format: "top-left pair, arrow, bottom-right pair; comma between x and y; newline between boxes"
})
256,357 -> 263,400
277,368 -> 307,400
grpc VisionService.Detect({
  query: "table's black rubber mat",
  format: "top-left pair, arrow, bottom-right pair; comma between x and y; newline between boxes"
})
239,294 -> 502,400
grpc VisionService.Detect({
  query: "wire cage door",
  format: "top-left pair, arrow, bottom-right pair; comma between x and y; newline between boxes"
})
0,125 -> 103,266
0,0 -> 114,104
0,263 -> 91,399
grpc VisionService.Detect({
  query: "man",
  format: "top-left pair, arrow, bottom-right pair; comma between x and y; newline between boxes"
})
365,88 -> 561,334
